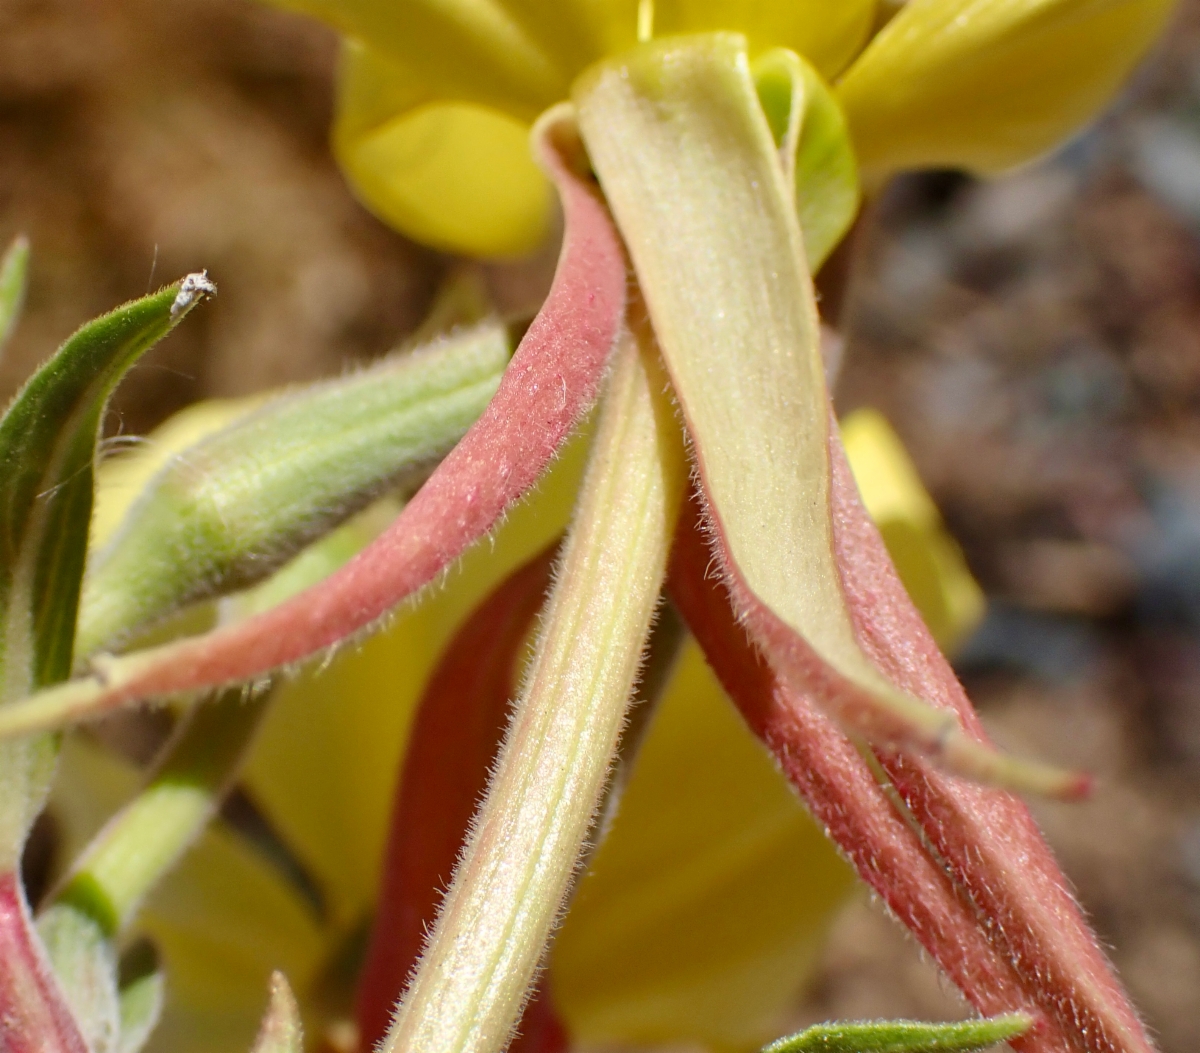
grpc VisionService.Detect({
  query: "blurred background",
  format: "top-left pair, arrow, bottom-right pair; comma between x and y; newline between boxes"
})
1,0 -> 1198,1048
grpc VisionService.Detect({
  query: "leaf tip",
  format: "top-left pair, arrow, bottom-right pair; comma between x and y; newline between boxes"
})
170,271 -> 216,319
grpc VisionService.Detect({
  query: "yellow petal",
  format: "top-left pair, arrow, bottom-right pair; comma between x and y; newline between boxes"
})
840,408 -> 985,653
138,825 -> 326,1053
837,0 -> 1177,184
653,0 -> 877,78
497,0 -> 642,77
242,429 -> 590,930
267,0 -> 563,115
552,639 -> 854,1049
333,40 -> 554,258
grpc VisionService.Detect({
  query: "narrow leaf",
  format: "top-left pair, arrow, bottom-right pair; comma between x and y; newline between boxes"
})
574,33 -> 1081,799
355,549 -> 555,1048
0,277 -> 210,1052
0,272 -> 213,699
0,236 -> 30,357
78,321 -> 511,656
250,972 -> 302,1053
384,285 -> 686,1053
0,108 -> 626,738
762,1014 -> 1032,1053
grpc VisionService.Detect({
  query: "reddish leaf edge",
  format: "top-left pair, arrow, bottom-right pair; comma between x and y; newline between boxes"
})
355,547 -> 565,1052
0,872 -> 89,1053
0,106 -> 627,738
683,441 -> 1089,801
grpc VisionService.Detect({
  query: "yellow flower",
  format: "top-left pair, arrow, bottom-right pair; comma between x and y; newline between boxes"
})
269,0 -> 1176,257
279,0 -> 875,256
53,393 -> 979,1053
12,5 -> 1166,1052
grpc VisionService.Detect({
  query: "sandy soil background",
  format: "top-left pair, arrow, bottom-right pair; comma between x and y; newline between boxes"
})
1,0 -> 1198,1049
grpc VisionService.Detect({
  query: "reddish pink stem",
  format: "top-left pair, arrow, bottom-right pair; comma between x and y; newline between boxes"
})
824,431 -> 1155,1053
0,872 -> 89,1053
72,123 -> 626,718
355,550 -> 568,1053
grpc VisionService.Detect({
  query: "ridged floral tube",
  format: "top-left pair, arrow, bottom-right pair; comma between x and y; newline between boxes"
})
383,300 -> 686,1053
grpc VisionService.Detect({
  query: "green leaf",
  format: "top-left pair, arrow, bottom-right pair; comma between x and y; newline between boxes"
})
762,1014 -> 1032,1053
0,236 -> 30,357
0,272 -> 214,697
752,48 -> 859,273
0,274 -> 212,869
77,321 -> 511,657
250,972 -> 302,1053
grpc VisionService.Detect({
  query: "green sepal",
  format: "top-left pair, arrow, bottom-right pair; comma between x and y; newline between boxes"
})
78,321 -> 512,657
762,1014 -> 1032,1053
36,903 -> 121,1053
0,273 -> 214,695
116,944 -> 164,1053
0,236 -> 30,357
752,48 -> 859,273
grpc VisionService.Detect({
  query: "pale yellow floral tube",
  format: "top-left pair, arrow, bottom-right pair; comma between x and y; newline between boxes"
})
382,299 -> 686,1053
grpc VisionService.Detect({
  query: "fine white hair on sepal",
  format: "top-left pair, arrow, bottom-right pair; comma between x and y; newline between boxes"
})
171,271 -> 216,318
